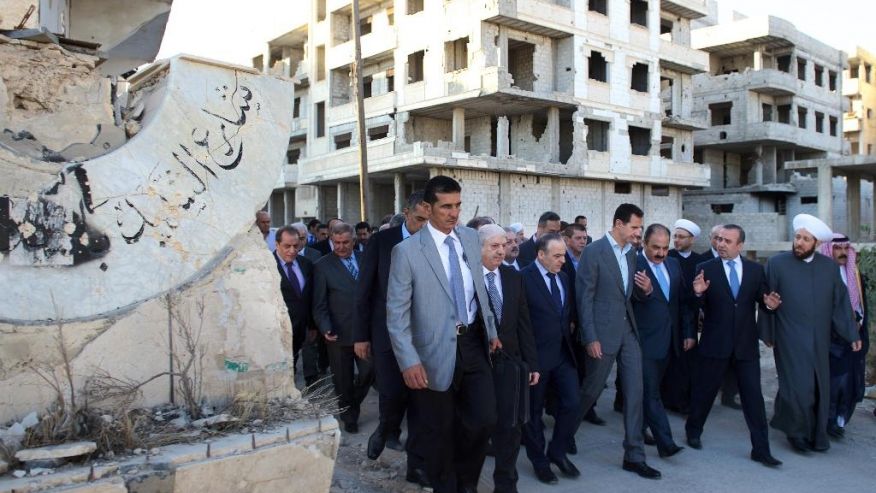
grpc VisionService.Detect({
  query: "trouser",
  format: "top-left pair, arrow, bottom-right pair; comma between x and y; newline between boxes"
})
523,357 -> 580,469
492,420 -> 523,492
373,346 -> 425,469
326,342 -> 374,425
642,356 -> 676,453
662,344 -> 696,412
301,333 -> 321,384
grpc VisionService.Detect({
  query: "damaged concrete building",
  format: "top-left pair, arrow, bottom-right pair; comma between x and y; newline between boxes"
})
256,0 -> 711,235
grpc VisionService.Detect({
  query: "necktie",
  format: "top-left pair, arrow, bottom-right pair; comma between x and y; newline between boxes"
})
547,272 -> 562,311
486,271 -> 502,324
285,261 -> 301,296
727,260 -> 740,299
444,236 -> 468,324
655,264 -> 670,300
344,257 -> 359,280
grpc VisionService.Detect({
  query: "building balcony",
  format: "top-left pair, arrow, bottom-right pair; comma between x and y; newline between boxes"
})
327,91 -> 396,125
844,115 -> 862,133
843,77 -> 861,97
695,121 -> 841,152
747,69 -> 798,96
481,0 -> 574,39
659,39 -> 708,75
660,0 -> 709,19
663,111 -> 708,130
297,137 -> 398,184
326,29 -> 397,70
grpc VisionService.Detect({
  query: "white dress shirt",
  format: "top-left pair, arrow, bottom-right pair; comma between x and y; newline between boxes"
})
483,266 -> 504,300
427,222 -> 476,323
535,260 -> 564,305
722,255 -> 743,284
606,233 -> 632,289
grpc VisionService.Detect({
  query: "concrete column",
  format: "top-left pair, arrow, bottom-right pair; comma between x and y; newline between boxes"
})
337,183 -> 346,221
496,116 -> 510,157
452,107 -> 466,150
847,174 -> 861,240
498,174 -> 512,225
393,172 -> 406,214
871,179 -> 876,240
752,145 -> 764,186
817,163 -> 833,226
762,146 -> 777,184
547,106 -> 560,163
753,46 -> 764,70
283,189 -> 293,224
789,49 -> 798,79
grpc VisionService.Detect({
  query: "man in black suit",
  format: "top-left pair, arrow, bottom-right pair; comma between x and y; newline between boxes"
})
684,224 -> 782,467
632,224 -> 689,458
517,211 -> 561,268
353,191 -> 430,481
479,224 -> 540,493
312,218 -> 342,256
313,222 -> 373,433
503,227 -> 522,270
355,221 -> 371,252
274,226 -> 316,377
521,233 -> 580,485
574,215 -> 593,245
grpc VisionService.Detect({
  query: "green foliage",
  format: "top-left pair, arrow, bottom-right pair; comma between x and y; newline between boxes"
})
854,247 -> 876,384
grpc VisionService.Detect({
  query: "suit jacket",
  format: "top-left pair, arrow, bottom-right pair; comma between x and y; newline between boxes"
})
299,246 -> 322,263
312,251 -> 361,346
560,251 -> 581,325
492,264 -> 539,372
517,236 -> 537,268
632,254 -> 692,359
354,225 -> 405,351
312,238 -> 332,256
521,263 -> 577,370
575,235 -> 641,354
695,256 -> 768,360
386,224 -> 499,392
275,253 -> 315,334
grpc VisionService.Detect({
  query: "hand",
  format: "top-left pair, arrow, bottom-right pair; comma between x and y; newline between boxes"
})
763,291 -> 782,310
324,332 -> 338,342
354,341 -> 371,360
402,364 -> 429,389
634,270 -> 652,294
586,341 -> 603,359
490,337 -> 503,352
692,270 -> 710,295
683,338 -> 696,351
306,329 -> 318,343
852,340 -> 863,352
764,341 -> 774,348
529,372 -> 540,386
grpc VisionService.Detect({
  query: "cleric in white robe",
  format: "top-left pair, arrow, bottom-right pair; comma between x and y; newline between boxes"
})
759,214 -> 862,453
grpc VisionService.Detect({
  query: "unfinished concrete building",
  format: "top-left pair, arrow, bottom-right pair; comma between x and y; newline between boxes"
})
255,0 -> 710,235
844,47 -> 876,158
683,15 -> 862,251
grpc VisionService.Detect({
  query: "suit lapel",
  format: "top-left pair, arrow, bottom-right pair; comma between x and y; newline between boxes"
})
641,254 -> 668,303
712,258 -> 734,299
601,240 -> 626,295
418,228 -> 454,302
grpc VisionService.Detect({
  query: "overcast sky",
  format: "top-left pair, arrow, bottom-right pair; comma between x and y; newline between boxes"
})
158,0 -> 876,65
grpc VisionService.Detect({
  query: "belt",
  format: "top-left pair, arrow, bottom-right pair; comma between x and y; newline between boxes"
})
455,321 -> 482,336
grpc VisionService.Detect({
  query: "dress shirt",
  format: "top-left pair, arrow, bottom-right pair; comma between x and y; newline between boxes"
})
535,260 -> 564,306
265,228 -> 277,251
427,222 -> 476,324
606,232 -> 632,289
647,258 -> 670,298
483,266 -> 504,300
276,252 -> 305,289
722,255 -> 743,284
503,259 -> 521,271
338,253 -> 358,273
569,253 -> 581,272
710,248 -> 719,258
401,222 -> 412,240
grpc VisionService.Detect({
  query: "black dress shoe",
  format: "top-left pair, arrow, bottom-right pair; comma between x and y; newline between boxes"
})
385,431 -> 404,451
827,423 -> 844,439
458,484 -> 478,493
658,444 -> 684,458
721,396 -> 743,410
344,421 -> 359,434
366,428 -> 386,460
809,441 -> 829,452
568,437 -> 577,455
406,467 -> 431,488
534,466 -> 559,485
788,437 -> 809,453
644,430 -> 657,446
549,455 -> 580,478
750,451 -> 783,467
584,408 -> 606,426
686,436 -> 702,450
622,461 -> 661,479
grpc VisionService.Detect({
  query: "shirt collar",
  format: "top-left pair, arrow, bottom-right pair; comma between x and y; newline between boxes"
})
427,222 -> 459,246
605,232 -> 631,255
647,258 -> 665,271
724,255 -> 741,265
401,222 -> 411,239
535,259 -> 552,278
483,265 -> 499,276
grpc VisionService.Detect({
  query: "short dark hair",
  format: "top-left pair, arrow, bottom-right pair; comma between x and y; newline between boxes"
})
380,213 -> 393,225
536,232 -> 564,253
407,189 -> 426,209
423,175 -> 462,205
317,223 -> 328,231
574,215 -> 587,223
355,221 -> 370,231
466,216 -> 495,229
538,211 -> 561,226
275,225 -> 299,244
613,203 -> 644,225
307,218 -> 321,229
722,224 -> 746,243
643,223 -> 671,243
563,223 -> 587,237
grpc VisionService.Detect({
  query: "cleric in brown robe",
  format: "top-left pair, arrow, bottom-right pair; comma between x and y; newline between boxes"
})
759,214 -> 863,453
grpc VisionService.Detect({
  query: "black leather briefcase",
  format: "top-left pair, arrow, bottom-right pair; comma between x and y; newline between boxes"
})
491,349 -> 530,428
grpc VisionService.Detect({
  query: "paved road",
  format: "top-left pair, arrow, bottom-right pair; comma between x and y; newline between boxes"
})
323,346 -> 876,493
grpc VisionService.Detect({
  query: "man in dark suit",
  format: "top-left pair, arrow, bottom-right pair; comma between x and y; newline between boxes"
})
274,226 -> 315,377
521,233 -> 581,485
353,191 -> 430,481
632,224 -> 690,458
355,221 -> 371,252
574,215 -> 593,245
503,227 -> 522,270
313,222 -> 373,433
479,224 -> 540,493
576,203 -> 661,479
517,211 -> 561,268
312,217 -> 342,256
684,224 -> 782,467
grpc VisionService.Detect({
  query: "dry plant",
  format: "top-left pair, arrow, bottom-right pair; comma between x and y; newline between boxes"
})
165,293 -> 207,420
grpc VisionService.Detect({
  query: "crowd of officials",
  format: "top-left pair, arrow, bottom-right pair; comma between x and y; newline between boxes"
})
256,175 -> 871,493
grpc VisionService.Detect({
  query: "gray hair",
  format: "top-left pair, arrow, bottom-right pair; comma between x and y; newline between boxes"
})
478,224 -> 507,244
388,213 -> 406,228
330,222 -> 354,236
290,222 -> 307,236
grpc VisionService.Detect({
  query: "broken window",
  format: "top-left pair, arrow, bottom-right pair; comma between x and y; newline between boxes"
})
252,55 -> 264,73
829,116 -> 838,136
332,11 -> 352,45
559,112 -> 573,164
445,37 -> 469,72
585,119 -> 609,152
797,58 -> 806,81
334,132 -> 352,149
408,0 -> 424,15
660,18 -> 673,37
293,97 -> 301,118
630,0 -> 648,27
798,106 -> 807,129
631,63 -> 649,92
287,148 -> 301,164
709,102 -> 732,126
316,102 -> 326,137
387,71 -> 395,92
589,50 -> 608,82
317,0 -> 327,21
651,185 -> 670,196
360,16 -> 372,36
660,77 -> 674,116
408,50 -> 424,83
629,126 -> 651,156
330,66 -> 351,106
777,55 -> 791,73
814,65 -> 824,87
762,103 -> 773,122
368,125 -> 389,141
508,40 -> 536,91
615,182 -> 632,194
660,135 -> 674,159
829,71 -> 837,91
531,113 -> 548,139
778,104 -> 791,124
363,76 -> 373,98
800,196 -> 818,204
694,148 -> 704,164
711,203 -> 734,213
589,0 -> 607,15
316,45 -> 326,81
815,112 -> 824,133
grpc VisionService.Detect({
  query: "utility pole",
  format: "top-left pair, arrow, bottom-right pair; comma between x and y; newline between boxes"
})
351,0 -> 371,222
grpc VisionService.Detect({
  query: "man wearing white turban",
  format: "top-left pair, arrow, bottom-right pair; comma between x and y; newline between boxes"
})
760,214 -> 863,453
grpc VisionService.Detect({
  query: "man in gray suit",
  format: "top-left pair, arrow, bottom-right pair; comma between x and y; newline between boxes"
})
313,222 -> 373,433
576,203 -> 662,479
386,175 -> 501,493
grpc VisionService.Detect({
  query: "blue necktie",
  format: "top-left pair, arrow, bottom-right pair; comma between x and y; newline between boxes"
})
444,236 -> 468,324
486,271 -> 502,324
343,257 -> 359,280
655,264 -> 670,300
727,260 -> 740,299
285,261 -> 301,296
548,272 -> 563,311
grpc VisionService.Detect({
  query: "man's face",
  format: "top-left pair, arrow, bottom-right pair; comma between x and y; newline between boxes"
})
332,232 -> 354,259
576,217 -> 588,227
356,228 -> 371,245
516,230 -> 525,245
537,239 -> 567,274
614,215 -> 644,246
716,228 -> 743,259
565,230 -> 587,257
539,220 -> 561,237
793,231 -> 818,260
504,231 -> 519,261
832,243 -> 849,266
481,234 -> 506,271
405,203 -> 430,234
710,228 -> 722,250
644,231 -> 670,265
426,192 -> 462,234
256,212 -> 271,236
317,227 -> 329,241
673,228 -> 694,252
276,230 -> 299,263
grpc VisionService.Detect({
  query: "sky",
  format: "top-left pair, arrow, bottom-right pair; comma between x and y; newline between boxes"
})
157,0 -> 876,66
